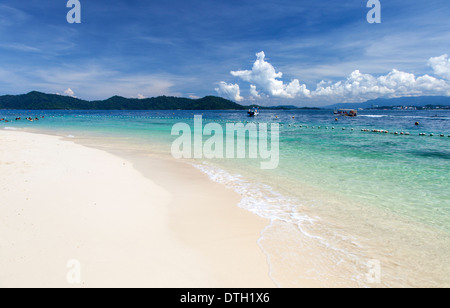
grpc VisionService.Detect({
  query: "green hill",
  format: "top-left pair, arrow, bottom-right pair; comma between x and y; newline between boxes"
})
0,91 -> 246,110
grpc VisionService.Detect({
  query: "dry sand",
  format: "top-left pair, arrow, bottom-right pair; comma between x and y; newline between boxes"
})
0,130 -> 274,288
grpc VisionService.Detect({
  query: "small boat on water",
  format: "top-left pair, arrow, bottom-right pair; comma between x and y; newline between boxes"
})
334,109 -> 357,117
248,107 -> 259,117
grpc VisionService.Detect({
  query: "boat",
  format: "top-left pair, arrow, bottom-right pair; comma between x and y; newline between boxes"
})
334,109 -> 357,117
248,107 -> 259,117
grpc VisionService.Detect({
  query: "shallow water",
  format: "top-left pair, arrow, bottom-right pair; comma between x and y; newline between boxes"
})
2,109 -> 449,287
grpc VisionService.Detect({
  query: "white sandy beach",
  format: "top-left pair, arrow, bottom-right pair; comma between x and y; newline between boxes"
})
0,130 -> 274,288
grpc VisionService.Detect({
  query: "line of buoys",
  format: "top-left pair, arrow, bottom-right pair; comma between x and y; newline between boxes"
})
4,114 -> 447,140
0,116 -> 44,123
358,129 -> 450,138
182,117 -> 446,139
205,119 -> 449,138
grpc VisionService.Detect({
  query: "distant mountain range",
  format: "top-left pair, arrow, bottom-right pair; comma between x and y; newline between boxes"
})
0,91 -> 246,110
324,96 -> 450,109
1,91 -> 449,110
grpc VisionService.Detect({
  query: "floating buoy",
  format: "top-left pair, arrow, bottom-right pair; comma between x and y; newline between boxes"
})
415,122 -> 420,126
430,133 -> 434,136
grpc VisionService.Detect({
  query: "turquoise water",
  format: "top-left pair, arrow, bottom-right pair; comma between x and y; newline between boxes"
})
1,109 -> 449,287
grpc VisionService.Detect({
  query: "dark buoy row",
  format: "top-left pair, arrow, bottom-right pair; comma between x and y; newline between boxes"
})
1,116 -> 44,123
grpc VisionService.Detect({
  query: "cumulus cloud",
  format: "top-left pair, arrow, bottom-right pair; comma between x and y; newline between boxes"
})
428,54 -> 450,79
215,52 -> 450,104
136,94 -> 146,99
313,68 -> 450,102
215,81 -> 244,102
230,51 -> 311,99
249,85 -> 261,98
63,88 -> 76,97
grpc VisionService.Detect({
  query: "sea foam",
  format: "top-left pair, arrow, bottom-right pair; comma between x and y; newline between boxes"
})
192,161 -> 370,287
192,162 -> 307,223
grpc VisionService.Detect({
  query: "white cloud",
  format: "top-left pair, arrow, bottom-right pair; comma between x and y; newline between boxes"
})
0,43 -> 41,53
188,94 -> 200,99
63,88 -> 76,97
0,4 -> 29,27
230,51 -> 311,99
428,54 -> 450,80
249,85 -> 261,98
313,68 -> 450,102
0,65 -> 183,100
136,94 -> 146,99
217,52 -> 450,104
215,81 -> 244,102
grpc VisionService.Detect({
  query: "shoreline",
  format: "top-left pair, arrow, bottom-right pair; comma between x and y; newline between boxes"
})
0,129 -> 275,288
104,147 -> 275,288
2,118 -> 449,288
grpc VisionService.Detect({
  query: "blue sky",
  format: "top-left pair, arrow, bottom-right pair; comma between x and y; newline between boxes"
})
0,0 -> 449,106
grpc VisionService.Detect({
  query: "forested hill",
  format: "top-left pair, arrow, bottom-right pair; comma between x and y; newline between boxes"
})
0,91 -> 247,110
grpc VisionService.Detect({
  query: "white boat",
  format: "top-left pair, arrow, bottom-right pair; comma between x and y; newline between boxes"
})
248,107 -> 259,117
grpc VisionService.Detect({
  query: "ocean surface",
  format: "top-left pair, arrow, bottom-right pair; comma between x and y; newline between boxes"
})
1,108 -> 449,287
